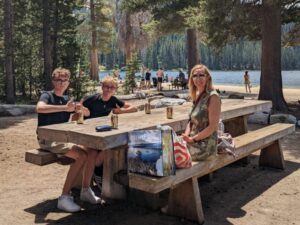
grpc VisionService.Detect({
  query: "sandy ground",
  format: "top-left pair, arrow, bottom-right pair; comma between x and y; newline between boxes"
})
0,85 -> 299,225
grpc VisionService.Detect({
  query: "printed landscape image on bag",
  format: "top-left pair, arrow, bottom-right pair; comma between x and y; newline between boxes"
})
128,129 -> 176,177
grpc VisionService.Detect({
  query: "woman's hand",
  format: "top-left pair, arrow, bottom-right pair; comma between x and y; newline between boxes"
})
181,133 -> 194,143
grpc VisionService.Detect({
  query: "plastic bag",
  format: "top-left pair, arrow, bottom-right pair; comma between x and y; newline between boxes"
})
217,120 -> 236,157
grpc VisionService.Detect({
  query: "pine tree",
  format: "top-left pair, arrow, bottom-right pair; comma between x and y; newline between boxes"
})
123,53 -> 139,94
183,0 -> 300,111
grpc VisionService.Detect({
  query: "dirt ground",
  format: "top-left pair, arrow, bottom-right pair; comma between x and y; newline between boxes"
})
0,98 -> 300,225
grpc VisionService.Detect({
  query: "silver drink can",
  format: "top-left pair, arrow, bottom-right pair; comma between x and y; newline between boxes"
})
77,110 -> 84,124
145,103 -> 151,114
166,106 -> 173,119
111,114 -> 118,129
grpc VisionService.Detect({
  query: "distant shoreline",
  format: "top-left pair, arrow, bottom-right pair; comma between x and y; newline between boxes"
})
100,70 -> 300,88
214,84 -> 299,102
213,83 -> 300,89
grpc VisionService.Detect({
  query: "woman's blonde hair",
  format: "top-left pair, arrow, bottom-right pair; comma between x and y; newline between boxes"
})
102,76 -> 118,88
188,64 -> 214,102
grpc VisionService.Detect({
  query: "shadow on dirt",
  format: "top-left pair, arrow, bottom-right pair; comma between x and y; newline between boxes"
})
24,156 -> 300,225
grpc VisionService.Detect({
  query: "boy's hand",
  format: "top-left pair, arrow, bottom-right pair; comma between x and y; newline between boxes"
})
66,97 -> 75,112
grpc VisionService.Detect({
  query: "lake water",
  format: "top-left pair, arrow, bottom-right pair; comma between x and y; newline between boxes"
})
99,70 -> 300,88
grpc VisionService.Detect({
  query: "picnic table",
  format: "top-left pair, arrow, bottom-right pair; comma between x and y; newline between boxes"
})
36,99 -> 272,199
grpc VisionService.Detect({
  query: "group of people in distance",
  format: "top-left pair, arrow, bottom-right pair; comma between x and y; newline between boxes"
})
141,67 -> 188,90
140,67 -> 165,90
36,64 -> 221,213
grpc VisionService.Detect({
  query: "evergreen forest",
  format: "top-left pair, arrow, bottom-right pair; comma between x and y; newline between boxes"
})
1,0 -> 300,110
101,33 -> 300,71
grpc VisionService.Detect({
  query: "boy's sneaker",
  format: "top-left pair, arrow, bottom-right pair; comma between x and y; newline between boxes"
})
80,187 -> 102,204
57,195 -> 81,213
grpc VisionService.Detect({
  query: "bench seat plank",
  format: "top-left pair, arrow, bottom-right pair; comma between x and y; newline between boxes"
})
25,149 -> 58,166
128,123 -> 295,194
128,123 -> 294,224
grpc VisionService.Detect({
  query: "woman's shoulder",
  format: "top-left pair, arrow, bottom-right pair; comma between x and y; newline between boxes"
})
209,90 -> 219,97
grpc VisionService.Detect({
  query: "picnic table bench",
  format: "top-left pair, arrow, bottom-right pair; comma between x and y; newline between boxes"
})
25,99 -> 295,223
128,123 -> 295,224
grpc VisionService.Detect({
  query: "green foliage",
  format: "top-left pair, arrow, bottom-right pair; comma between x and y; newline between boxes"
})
0,0 -> 83,102
99,32 -> 300,71
181,0 -> 300,49
100,31 -> 125,69
122,0 -> 199,37
76,0 -> 114,53
123,53 -> 140,94
0,0 -> 4,98
69,75 -> 98,101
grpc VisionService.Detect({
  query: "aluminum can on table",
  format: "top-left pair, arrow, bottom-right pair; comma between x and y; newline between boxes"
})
166,106 -> 173,119
145,103 -> 151,114
111,114 -> 118,129
77,110 -> 84,124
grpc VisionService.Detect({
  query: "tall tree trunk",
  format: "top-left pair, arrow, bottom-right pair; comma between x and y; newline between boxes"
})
4,0 -> 15,104
52,0 -> 59,69
90,0 -> 99,81
43,0 -> 53,91
259,0 -> 287,111
29,57 -> 32,100
187,28 -> 200,78
125,13 -> 133,64
21,52 -> 26,96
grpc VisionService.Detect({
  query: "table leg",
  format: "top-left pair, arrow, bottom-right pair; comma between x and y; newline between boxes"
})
167,177 -> 204,224
224,115 -> 248,137
102,147 -> 127,199
259,140 -> 285,169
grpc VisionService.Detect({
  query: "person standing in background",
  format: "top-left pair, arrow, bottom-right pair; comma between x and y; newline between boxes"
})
244,71 -> 251,93
156,68 -> 164,91
145,68 -> 151,89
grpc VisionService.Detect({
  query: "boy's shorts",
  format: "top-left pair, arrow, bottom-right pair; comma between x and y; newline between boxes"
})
38,139 -> 72,155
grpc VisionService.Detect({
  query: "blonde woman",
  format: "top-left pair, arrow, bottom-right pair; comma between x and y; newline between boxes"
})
181,64 -> 221,161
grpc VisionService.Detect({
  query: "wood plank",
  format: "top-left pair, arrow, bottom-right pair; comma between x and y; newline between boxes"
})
259,139 -> 285,169
128,123 -> 295,193
102,146 -> 127,199
224,115 -> 248,137
167,177 -> 204,224
25,149 -> 58,166
224,115 -> 250,164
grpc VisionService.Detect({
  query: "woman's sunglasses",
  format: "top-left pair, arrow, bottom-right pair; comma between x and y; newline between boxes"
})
192,73 -> 207,79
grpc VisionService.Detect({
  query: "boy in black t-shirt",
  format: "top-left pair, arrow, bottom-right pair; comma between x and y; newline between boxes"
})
83,76 -> 138,192
36,68 -> 102,213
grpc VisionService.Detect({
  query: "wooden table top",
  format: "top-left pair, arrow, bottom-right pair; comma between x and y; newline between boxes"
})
37,99 -> 272,150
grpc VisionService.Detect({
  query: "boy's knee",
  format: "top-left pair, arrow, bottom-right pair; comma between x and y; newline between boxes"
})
78,150 -> 88,161
87,148 -> 98,157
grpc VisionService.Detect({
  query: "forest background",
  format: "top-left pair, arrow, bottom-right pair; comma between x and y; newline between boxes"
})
1,0 -> 300,108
